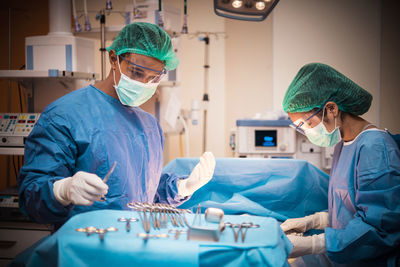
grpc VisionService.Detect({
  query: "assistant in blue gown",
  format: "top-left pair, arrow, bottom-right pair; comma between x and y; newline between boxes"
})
18,85 -> 186,225
325,129 -> 400,265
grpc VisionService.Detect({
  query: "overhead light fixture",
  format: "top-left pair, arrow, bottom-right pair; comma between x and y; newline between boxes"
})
214,0 -> 279,21
232,0 -> 243,8
255,1 -> 265,10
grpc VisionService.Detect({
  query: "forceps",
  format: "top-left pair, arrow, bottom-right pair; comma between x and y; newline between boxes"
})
99,161 -> 117,201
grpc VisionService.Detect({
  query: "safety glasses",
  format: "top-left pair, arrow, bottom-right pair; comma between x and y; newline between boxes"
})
289,106 -> 324,135
120,55 -> 166,84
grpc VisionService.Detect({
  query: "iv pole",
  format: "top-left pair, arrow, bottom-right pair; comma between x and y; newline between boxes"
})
99,9 -> 106,80
200,35 -> 210,153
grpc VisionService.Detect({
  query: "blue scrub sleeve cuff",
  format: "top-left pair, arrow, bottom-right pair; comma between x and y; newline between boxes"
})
32,177 -> 74,224
154,172 -> 189,206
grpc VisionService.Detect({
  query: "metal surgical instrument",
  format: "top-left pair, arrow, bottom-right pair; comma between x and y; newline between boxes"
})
76,226 -> 118,241
137,208 -> 151,233
127,202 -> 192,230
192,204 -> 202,226
118,217 -> 138,232
225,222 -> 260,243
99,161 -> 117,201
168,229 -> 187,240
103,161 -> 117,183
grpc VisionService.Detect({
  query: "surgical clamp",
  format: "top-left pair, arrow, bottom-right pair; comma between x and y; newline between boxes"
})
118,217 -> 138,232
76,226 -> 118,241
225,222 -> 260,243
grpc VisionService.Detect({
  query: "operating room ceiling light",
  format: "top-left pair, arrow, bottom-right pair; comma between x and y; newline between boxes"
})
214,0 -> 279,21
232,0 -> 243,8
255,1 -> 265,10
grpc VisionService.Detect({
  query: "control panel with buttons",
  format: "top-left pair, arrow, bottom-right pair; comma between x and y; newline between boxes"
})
0,113 -> 40,147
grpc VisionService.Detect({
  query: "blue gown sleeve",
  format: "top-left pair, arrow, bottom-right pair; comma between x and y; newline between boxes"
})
154,173 -> 189,206
18,113 -> 76,224
153,123 -> 189,206
325,139 -> 400,263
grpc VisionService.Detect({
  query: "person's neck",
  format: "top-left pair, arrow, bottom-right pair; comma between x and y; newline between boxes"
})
340,115 -> 373,142
93,72 -> 119,100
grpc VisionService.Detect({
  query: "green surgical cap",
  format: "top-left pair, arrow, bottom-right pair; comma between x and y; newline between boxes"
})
282,63 -> 372,115
106,22 -> 179,71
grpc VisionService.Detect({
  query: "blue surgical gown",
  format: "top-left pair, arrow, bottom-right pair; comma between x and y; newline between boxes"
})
325,129 -> 400,264
18,85 -> 186,225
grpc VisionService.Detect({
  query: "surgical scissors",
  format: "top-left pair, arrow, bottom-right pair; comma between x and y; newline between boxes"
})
103,161 -> 117,183
99,161 -> 117,201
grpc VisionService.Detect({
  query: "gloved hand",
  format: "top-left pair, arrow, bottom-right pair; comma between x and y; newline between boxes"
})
177,152 -> 216,197
287,233 -> 326,258
53,171 -> 108,206
280,212 -> 329,233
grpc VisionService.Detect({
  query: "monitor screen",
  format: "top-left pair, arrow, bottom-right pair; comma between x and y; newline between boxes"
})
255,130 -> 277,147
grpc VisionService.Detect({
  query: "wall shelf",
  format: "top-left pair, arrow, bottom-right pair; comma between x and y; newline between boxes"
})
0,70 -> 99,81
0,70 -> 99,114
0,147 -> 24,156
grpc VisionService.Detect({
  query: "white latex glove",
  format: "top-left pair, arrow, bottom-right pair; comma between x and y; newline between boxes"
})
287,233 -> 326,258
280,212 -> 329,233
177,152 -> 216,197
53,171 -> 108,206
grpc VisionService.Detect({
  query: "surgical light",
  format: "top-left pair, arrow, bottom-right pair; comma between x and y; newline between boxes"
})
255,1 -> 265,10
214,0 -> 279,21
232,0 -> 243,8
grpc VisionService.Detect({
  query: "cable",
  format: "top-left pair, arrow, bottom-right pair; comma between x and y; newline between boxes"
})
18,83 -> 23,112
18,64 -> 25,112
12,156 -> 18,180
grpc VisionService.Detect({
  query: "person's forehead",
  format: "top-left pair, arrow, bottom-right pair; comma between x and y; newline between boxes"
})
123,53 -> 164,70
288,112 -> 308,121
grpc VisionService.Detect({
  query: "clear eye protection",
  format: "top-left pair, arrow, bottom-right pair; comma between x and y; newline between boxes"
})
120,55 -> 166,84
289,106 -> 324,135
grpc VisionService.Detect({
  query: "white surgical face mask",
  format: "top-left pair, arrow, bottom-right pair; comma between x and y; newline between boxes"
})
113,58 -> 159,107
304,108 -> 342,147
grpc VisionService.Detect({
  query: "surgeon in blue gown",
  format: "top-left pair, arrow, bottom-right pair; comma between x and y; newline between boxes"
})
280,63 -> 400,266
18,22 -> 215,228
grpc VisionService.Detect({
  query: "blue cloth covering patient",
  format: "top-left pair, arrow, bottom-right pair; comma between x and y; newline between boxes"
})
166,158 -> 329,220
